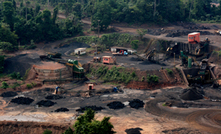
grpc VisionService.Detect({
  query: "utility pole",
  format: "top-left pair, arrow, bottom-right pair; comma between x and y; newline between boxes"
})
98,20 -> 100,38
174,53 -> 175,67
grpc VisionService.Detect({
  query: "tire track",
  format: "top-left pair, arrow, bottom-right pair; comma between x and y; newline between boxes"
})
145,98 -> 221,133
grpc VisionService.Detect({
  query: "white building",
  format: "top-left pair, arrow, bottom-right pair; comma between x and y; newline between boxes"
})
74,48 -> 86,55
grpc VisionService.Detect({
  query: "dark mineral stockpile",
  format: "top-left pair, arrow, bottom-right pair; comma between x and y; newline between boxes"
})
1,91 -> 18,97
36,100 -> 56,107
11,97 -> 34,105
107,101 -> 125,109
129,99 -> 144,109
76,106 -> 105,113
180,88 -> 203,100
54,108 -> 69,112
45,95 -> 65,100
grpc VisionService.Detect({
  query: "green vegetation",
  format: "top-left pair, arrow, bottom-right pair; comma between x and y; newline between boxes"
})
166,68 -> 173,76
147,74 -> 159,84
131,40 -> 139,50
0,55 -> 4,73
22,68 -> 30,80
73,109 -> 115,134
141,76 -> 145,82
26,83 -> 32,89
10,82 -> 20,89
44,109 -> 115,134
90,66 -> 135,84
1,81 -> 9,89
43,129 -> 52,134
70,33 -> 135,49
9,72 -> 21,79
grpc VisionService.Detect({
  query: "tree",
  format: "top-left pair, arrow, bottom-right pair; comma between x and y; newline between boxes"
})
131,40 -> 139,50
73,109 -> 115,134
3,1 -> 15,31
62,127 -> 74,134
137,29 -> 147,40
91,1 -> 112,31
0,23 -> 18,47
0,42 -> 14,52
0,55 -> 4,73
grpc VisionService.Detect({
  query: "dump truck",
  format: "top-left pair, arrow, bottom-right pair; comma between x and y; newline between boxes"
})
112,50 -> 128,56
103,56 -> 116,65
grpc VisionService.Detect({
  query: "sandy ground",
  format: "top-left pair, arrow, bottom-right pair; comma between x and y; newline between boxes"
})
34,61 -> 66,70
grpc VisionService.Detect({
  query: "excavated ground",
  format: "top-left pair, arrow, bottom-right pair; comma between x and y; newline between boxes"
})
0,85 -> 221,133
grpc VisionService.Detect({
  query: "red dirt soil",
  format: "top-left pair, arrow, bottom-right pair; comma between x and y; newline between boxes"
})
34,61 -> 66,70
0,121 -> 70,134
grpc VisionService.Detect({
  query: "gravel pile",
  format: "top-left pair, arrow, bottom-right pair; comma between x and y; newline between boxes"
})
1,91 -> 18,97
107,101 -> 125,109
180,88 -> 203,100
11,97 -> 34,105
166,30 -> 214,37
129,99 -> 144,109
54,108 -> 69,112
45,95 -> 65,100
36,100 -> 56,107
76,105 -> 105,113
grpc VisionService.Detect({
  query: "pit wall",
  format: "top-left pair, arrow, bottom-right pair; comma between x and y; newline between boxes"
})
34,66 -> 73,81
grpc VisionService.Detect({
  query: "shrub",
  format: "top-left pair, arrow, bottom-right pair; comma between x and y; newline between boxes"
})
73,109 -> 115,134
62,127 -> 73,134
147,74 -> 159,84
9,72 -> 21,79
43,129 -> 52,134
131,71 -> 136,78
31,82 -> 36,87
141,76 -> 145,82
0,42 -> 14,52
26,84 -> 32,89
166,68 -> 173,76
1,81 -> 9,89
10,82 -> 20,89
131,40 -> 139,50
0,55 -> 4,73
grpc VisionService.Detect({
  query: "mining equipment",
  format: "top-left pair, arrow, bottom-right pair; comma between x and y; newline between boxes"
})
66,59 -> 85,80
46,52 -> 62,58
112,50 -> 128,56
103,56 -> 116,65
92,57 -> 101,62
215,30 -> 221,36
133,48 -> 156,61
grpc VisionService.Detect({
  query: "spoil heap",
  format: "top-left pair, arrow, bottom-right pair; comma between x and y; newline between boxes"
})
129,99 -> 144,109
180,88 -> 203,100
11,97 -> 34,105
36,100 -> 56,107
45,95 -> 65,100
107,101 -> 125,109
76,106 -> 104,113
1,91 -> 18,97
54,108 -> 69,112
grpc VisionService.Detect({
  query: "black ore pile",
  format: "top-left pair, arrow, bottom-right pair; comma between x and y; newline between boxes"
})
45,95 -> 65,100
107,101 -> 125,109
76,106 -> 104,113
1,91 -> 18,97
11,97 -> 34,105
180,88 -> 203,100
36,100 -> 56,107
129,99 -> 144,109
54,108 -> 69,112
